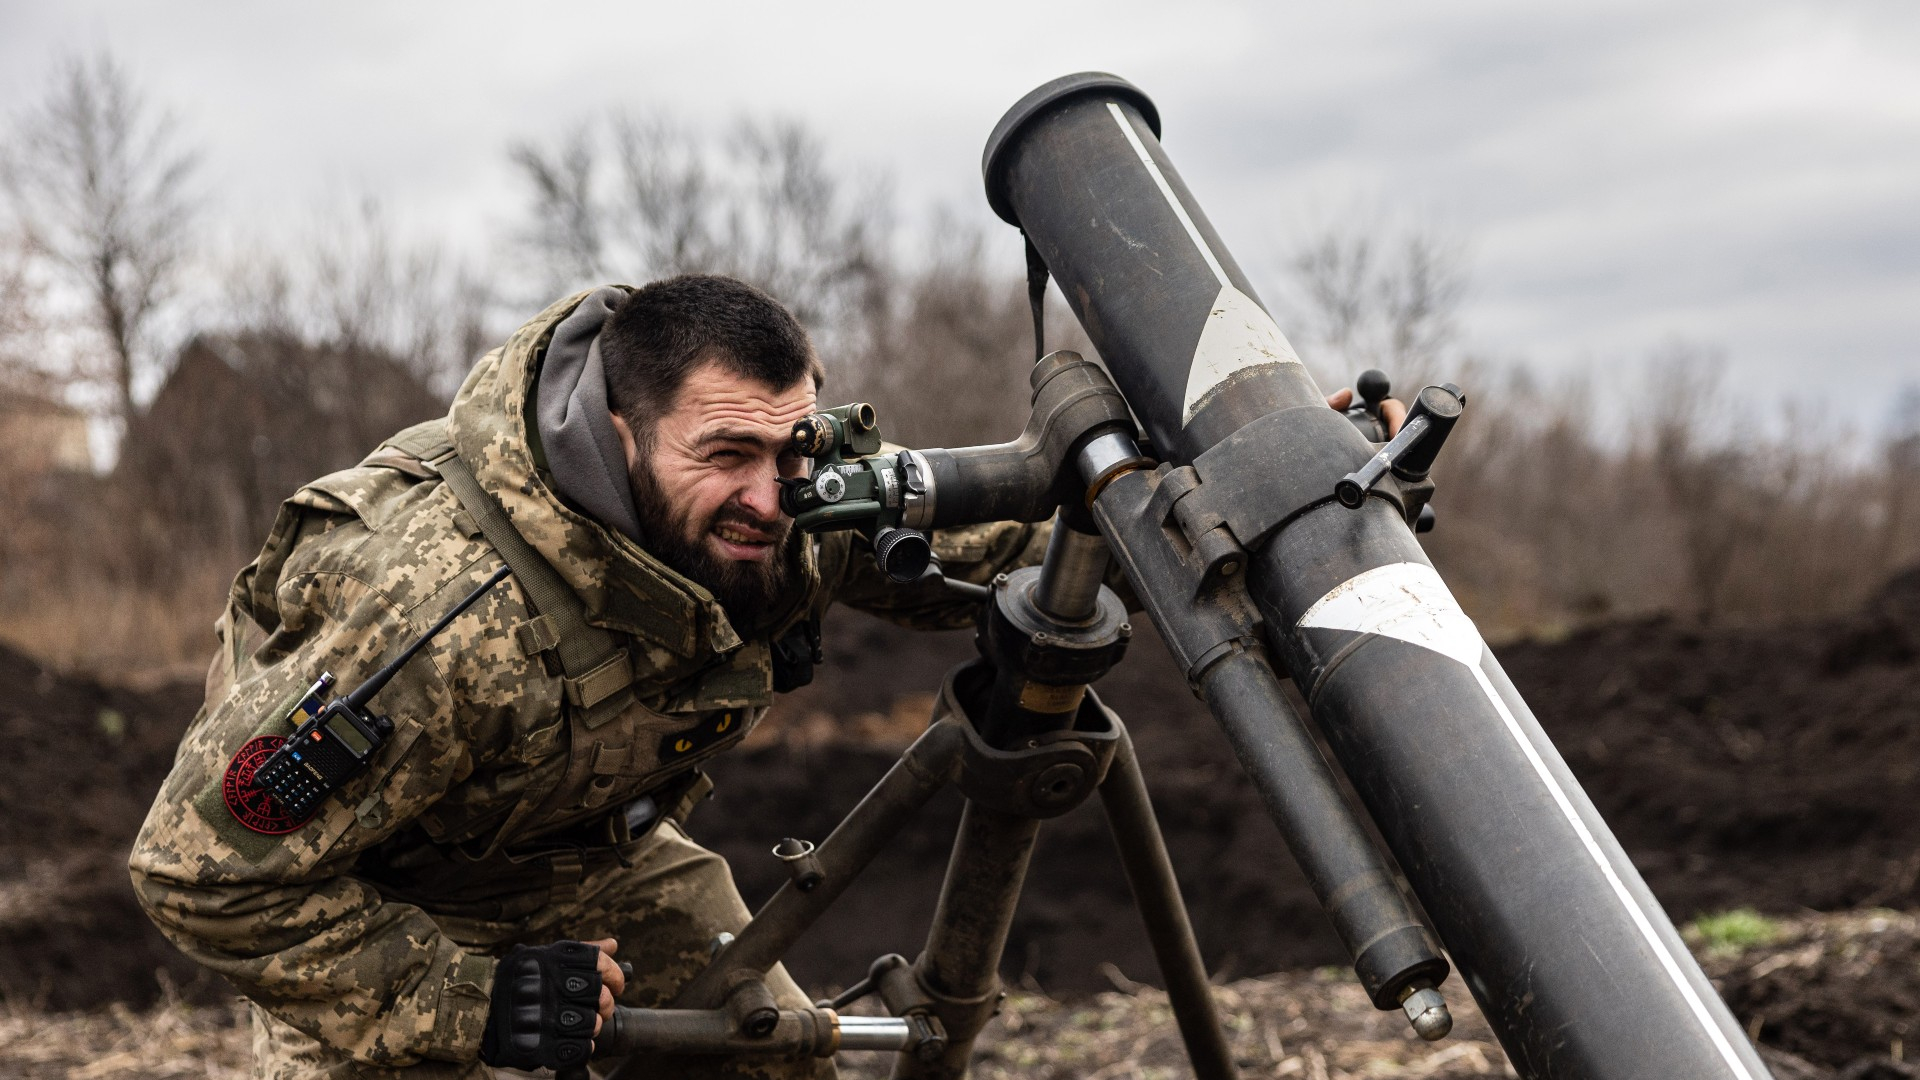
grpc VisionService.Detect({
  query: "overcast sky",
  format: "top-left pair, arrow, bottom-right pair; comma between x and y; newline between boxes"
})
4,1 -> 1916,430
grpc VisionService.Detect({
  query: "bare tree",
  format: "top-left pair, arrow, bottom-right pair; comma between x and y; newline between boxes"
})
509,112 -> 891,367
510,124 -> 603,293
843,220 -> 1056,448
0,52 -> 199,426
0,230 -> 47,393
1880,385 -> 1920,577
223,200 -> 496,396
1280,225 -> 1467,384
609,116 -> 718,278
1634,346 -> 1757,622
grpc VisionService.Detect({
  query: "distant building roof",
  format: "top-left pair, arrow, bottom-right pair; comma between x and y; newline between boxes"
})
0,389 -> 91,474
115,330 -> 446,561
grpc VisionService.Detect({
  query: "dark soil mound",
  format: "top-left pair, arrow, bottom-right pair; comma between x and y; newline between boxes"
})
1499,564 -> 1920,918
0,648 -> 218,1009
3,567 -> 1918,1068
701,568 -> 1920,999
1701,911 -> 1920,1078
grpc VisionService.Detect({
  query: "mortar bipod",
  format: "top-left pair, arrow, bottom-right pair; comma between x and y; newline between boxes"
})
593,684 -> 1235,1078
599,499 -> 1240,1080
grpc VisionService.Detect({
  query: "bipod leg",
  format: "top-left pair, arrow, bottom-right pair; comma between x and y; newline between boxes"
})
598,719 -> 967,1080
891,799 -> 1044,1080
1100,725 -> 1240,1080
896,510 -> 1133,1079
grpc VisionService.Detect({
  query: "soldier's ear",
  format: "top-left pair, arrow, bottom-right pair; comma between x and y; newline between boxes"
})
608,410 -> 642,475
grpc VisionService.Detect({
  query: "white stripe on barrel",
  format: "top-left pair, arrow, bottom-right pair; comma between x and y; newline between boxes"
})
1107,103 -> 1302,427
1298,562 -> 1757,1080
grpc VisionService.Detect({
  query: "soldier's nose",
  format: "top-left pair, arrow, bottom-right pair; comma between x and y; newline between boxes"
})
739,481 -> 782,522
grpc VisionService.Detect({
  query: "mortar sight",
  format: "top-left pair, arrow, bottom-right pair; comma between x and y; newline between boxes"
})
791,402 -> 880,459
776,401 -> 933,583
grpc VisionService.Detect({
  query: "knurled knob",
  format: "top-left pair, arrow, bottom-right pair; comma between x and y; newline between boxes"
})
872,528 -> 932,583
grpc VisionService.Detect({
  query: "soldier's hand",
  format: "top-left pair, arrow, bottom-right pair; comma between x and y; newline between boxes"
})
1325,388 -> 1408,438
478,939 -> 609,1071
585,937 -> 625,1036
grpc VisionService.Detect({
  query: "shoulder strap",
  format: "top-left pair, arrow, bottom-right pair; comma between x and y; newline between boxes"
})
358,418 -> 453,479
431,449 -> 635,727
384,418 -> 456,462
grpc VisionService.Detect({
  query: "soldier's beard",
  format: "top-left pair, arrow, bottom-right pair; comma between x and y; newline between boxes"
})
629,463 -> 793,631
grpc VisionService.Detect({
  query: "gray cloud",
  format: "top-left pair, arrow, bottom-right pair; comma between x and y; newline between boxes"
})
4,0 -> 1914,418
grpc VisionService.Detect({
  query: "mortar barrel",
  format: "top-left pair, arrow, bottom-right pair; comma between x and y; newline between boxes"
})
985,72 -> 1770,1080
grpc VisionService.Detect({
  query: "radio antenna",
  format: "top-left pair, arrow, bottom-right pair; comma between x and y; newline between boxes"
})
344,565 -> 512,710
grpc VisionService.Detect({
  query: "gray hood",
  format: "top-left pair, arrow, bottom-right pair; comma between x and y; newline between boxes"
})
534,285 -> 647,545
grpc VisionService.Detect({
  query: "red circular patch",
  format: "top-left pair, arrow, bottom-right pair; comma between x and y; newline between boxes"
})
222,735 -> 316,835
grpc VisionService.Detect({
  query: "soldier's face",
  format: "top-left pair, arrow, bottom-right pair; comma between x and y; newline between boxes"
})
610,359 -> 815,619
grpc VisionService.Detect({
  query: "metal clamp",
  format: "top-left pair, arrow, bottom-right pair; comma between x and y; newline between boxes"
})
931,660 -> 1122,818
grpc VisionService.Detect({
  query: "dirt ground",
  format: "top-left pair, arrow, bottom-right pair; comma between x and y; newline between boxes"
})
2,569 -> 1918,1071
3,910 -> 1914,1079
0,646 -> 212,1009
698,568 -> 1920,1005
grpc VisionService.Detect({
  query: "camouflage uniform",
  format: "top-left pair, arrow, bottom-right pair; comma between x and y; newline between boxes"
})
129,290 -> 1051,1078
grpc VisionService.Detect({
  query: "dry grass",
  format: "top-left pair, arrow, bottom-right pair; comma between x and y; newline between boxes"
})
16,909 -> 1912,1078
0,971 -> 1506,1080
861,969 -> 1515,1080
0,996 -> 250,1080
0,575 -> 223,680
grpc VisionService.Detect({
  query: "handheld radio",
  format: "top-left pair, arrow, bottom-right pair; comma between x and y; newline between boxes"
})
251,565 -> 512,820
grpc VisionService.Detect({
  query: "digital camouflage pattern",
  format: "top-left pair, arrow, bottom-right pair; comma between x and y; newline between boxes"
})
247,819 -> 828,1080
129,288 -> 1051,1074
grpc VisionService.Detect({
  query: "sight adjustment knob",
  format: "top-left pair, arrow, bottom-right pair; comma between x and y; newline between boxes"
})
813,470 -> 847,504
872,528 -> 932,583
791,413 -> 834,457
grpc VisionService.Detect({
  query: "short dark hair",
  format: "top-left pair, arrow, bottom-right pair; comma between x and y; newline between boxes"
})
600,275 -> 820,443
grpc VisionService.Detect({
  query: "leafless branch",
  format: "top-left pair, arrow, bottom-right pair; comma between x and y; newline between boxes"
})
222,200 -> 496,396
507,110 -> 893,365
1282,224 -> 1467,383
0,51 -> 199,424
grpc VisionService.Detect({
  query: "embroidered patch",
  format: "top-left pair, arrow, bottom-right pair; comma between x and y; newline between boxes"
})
658,710 -> 741,763
222,735 -> 317,835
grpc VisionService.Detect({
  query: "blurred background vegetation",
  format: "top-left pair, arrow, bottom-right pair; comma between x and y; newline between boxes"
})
3,50 -> 1917,676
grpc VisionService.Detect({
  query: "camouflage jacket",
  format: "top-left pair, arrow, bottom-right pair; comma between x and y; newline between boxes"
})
128,290 -> 1050,1068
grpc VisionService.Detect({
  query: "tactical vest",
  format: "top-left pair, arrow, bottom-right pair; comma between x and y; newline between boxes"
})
367,420 -> 771,858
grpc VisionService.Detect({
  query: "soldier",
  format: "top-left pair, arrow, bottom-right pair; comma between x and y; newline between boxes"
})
130,276 -> 1398,1078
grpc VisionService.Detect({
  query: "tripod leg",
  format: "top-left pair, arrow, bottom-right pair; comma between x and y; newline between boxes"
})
1100,728 -> 1241,1080
667,719 -> 966,1012
892,801 -> 1043,1080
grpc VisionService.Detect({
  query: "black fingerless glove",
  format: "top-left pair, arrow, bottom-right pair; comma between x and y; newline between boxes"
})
479,940 -> 603,1070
